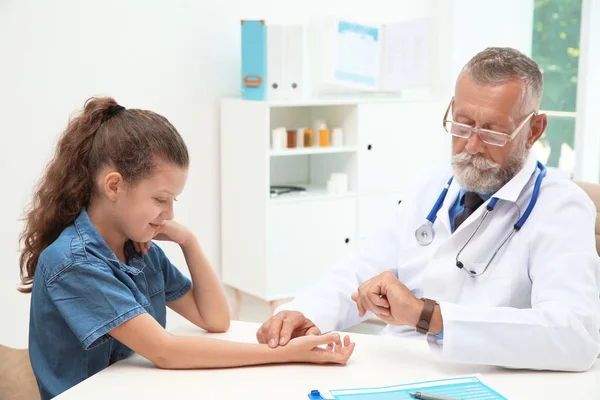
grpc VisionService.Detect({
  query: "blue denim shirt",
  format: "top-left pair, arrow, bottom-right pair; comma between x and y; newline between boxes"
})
28,209 -> 192,399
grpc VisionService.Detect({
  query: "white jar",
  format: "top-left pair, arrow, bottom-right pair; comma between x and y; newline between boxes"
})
330,173 -> 348,194
271,127 -> 286,150
296,128 -> 305,148
332,128 -> 344,147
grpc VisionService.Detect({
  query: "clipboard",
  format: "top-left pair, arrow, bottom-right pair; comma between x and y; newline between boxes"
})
307,375 -> 508,399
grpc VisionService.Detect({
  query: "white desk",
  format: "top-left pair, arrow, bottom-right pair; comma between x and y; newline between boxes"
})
56,316 -> 600,400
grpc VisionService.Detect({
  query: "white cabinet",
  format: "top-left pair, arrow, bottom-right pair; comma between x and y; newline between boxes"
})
357,193 -> 404,245
357,101 -> 451,194
268,198 -> 356,297
220,97 -> 449,305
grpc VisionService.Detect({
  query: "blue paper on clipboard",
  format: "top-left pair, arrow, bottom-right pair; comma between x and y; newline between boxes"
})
308,375 -> 508,400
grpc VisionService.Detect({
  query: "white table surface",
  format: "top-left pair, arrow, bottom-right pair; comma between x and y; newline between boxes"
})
56,315 -> 600,400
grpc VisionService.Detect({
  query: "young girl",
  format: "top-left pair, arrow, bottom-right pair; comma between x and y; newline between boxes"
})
20,97 -> 355,399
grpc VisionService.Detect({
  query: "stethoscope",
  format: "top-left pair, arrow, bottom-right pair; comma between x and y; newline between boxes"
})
415,161 -> 546,277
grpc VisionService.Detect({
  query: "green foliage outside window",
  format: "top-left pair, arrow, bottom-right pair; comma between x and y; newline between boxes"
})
531,0 -> 581,171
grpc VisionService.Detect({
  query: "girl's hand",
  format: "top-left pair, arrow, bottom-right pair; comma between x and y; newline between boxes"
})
132,240 -> 152,256
281,333 -> 355,365
151,220 -> 193,246
133,221 -> 194,256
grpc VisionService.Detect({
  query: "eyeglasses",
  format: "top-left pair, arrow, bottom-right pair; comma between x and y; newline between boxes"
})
442,97 -> 536,147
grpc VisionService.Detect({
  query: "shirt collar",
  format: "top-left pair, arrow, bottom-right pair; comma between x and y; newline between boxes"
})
73,208 -> 143,268
491,150 -> 538,203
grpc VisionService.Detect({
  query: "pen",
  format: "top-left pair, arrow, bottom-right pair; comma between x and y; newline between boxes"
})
410,392 -> 461,400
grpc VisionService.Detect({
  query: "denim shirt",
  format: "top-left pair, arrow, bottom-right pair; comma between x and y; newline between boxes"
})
28,209 -> 192,399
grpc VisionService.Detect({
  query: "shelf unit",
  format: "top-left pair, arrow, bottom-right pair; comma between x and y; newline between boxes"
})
270,146 -> 358,157
220,96 -> 451,308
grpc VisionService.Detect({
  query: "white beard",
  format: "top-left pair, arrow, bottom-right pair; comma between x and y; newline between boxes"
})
451,140 -> 528,195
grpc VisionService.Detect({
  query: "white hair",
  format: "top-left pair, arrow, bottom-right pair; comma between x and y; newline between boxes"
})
462,47 -> 544,112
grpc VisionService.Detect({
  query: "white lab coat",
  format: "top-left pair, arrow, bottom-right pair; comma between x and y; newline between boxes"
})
278,152 -> 600,371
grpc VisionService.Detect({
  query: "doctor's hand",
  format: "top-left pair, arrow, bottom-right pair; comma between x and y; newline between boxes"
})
351,271 -> 423,328
256,311 -> 321,348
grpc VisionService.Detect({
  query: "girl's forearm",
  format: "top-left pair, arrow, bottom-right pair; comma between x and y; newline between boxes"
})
181,237 -> 231,331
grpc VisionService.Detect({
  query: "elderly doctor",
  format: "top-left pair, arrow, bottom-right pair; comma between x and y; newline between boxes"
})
257,47 -> 600,372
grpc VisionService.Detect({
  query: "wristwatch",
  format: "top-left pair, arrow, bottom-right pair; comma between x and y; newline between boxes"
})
416,298 -> 438,334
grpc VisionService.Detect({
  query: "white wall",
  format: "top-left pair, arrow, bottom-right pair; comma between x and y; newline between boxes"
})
434,0 -> 534,96
0,0 -> 533,348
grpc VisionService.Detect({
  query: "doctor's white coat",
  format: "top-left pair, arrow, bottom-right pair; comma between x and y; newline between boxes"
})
279,152 -> 600,371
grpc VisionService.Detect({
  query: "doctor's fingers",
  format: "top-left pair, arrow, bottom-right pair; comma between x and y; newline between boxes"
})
263,318 -> 284,348
278,317 -> 306,346
256,321 -> 268,344
306,326 -> 321,336
359,293 -> 390,317
256,324 -> 269,344
352,293 -> 367,317
369,292 -> 390,309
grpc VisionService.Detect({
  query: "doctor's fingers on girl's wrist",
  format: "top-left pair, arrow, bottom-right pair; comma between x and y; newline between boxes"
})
265,318 -> 286,348
278,318 -> 304,346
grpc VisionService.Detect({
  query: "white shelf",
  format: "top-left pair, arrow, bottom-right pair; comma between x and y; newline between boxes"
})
270,146 -> 358,157
266,96 -> 402,107
270,185 -> 356,204
223,95 -> 441,108
221,96 -> 449,301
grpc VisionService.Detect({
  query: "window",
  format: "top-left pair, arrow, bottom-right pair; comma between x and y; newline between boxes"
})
531,0 -> 582,177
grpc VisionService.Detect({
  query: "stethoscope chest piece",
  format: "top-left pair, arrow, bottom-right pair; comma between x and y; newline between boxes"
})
415,221 -> 434,246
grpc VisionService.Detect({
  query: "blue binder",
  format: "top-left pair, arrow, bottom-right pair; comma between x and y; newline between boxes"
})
241,20 -> 267,100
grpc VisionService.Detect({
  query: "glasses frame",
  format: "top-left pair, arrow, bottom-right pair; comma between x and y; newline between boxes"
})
442,97 -> 536,147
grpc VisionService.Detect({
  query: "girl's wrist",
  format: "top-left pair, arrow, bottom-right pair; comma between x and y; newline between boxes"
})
178,231 -> 197,249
